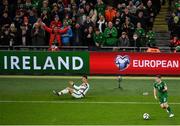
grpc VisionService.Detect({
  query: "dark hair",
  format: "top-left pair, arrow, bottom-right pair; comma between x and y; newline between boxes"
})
82,75 -> 88,79
156,75 -> 161,78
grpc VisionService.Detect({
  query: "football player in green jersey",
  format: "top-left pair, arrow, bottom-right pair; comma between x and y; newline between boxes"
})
153,75 -> 174,118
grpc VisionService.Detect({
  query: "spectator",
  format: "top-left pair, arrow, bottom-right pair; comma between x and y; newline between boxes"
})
9,23 -> 18,46
121,7 -> 131,23
22,16 -> 32,30
83,16 -> 94,31
42,22 -> 69,46
95,0 -> 106,16
135,11 -> 146,29
17,24 -> 31,46
64,14 -> 72,26
50,3 -> 63,21
105,6 -> 117,22
171,16 -> 180,38
72,23 -> 83,46
13,10 -> 23,29
88,5 -> 98,24
137,2 -> 146,13
114,18 -> 122,38
76,7 -> 86,25
0,25 -> 11,45
84,26 -> 95,47
96,15 -> 106,33
118,32 -> 129,47
146,30 -> 156,47
113,11 -> 122,24
135,22 -> 146,46
50,15 -> 62,28
170,36 -> 180,47
127,1 -> 137,15
135,22 -> 145,37
41,10 -> 50,26
31,22 -> 46,46
146,0 -> 156,30
41,0 -> 50,14
61,20 -> 73,46
121,18 -> 135,41
93,28 -> 105,48
174,46 -> 180,53
116,3 -> 123,14
2,0 -> 9,13
104,21 -> 118,46
29,10 -> 37,26
0,11 -> 12,27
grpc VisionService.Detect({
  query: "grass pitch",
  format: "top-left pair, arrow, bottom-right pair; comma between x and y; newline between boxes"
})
0,76 -> 180,125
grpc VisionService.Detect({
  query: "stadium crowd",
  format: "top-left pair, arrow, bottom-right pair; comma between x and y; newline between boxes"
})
0,0 -> 169,50
168,0 -> 180,52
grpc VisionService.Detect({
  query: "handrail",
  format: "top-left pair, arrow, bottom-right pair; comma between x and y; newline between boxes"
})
0,45 -> 174,52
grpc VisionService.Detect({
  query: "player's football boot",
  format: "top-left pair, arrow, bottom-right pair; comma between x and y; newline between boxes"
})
169,114 -> 174,118
53,90 -> 60,96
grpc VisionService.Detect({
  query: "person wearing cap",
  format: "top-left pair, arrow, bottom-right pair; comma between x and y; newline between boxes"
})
118,32 -> 129,47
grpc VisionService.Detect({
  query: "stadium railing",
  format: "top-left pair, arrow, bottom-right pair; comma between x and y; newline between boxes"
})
0,45 -> 173,52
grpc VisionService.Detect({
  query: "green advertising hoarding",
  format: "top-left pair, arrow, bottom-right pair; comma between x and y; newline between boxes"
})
0,51 -> 89,74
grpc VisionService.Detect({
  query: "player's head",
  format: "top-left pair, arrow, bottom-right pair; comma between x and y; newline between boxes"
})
82,75 -> 88,83
155,75 -> 161,83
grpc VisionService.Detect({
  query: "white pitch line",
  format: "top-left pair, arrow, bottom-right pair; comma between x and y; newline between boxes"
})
0,75 -> 180,80
0,101 -> 180,105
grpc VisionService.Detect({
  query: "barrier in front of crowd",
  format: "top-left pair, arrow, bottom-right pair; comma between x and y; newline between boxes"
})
0,51 -> 180,75
0,45 -> 174,52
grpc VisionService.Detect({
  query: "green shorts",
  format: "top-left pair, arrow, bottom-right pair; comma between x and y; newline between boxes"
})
159,96 -> 168,104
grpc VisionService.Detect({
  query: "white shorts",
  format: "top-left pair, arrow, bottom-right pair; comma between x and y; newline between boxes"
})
71,90 -> 84,98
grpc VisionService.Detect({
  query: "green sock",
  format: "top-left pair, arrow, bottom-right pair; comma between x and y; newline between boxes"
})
167,106 -> 172,114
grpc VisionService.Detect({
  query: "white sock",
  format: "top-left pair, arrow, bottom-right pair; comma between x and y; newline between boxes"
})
58,88 -> 69,95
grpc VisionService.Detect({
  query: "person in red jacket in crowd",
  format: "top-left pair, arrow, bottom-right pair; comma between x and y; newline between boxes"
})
170,36 -> 180,47
42,22 -> 69,46
105,6 -> 117,22
50,15 -> 62,28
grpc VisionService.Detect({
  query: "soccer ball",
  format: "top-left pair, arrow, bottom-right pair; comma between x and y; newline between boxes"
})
143,113 -> 150,120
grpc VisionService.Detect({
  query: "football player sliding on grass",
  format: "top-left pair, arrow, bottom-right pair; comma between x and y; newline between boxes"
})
153,75 -> 174,118
53,75 -> 89,98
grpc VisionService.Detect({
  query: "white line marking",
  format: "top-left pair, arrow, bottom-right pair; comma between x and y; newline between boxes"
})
0,101 -> 180,105
0,75 -> 180,80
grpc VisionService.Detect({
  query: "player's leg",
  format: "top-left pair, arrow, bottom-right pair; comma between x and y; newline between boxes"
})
71,90 -> 83,99
160,96 -> 174,117
164,102 -> 174,117
53,87 -> 73,96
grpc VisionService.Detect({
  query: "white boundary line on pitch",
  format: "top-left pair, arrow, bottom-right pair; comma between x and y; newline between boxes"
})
0,101 -> 180,105
0,75 -> 180,80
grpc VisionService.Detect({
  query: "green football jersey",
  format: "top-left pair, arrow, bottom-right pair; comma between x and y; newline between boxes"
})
153,81 -> 168,97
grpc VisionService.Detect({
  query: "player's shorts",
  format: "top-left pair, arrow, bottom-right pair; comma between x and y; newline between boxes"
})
159,96 -> 168,104
71,90 -> 84,99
